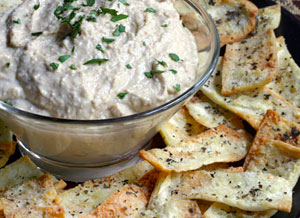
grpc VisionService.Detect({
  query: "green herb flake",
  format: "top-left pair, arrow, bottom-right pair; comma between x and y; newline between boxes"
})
13,18 -> 21,24
174,84 -> 181,92
72,46 -> 75,54
31,32 -> 43,36
87,16 -> 97,22
102,37 -> 115,44
5,63 -> 10,68
83,0 -> 95,7
117,92 -> 128,99
143,41 -> 146,46
59,55 -> 71,63
113,24 -> 126,36
145,8 -> 156,13
50,63 -> 59,70
33,4 -> 40,10
150,70 -> 164,74
125,64 -> 132,69
84,58 -> 109,65
170,69 -> 177,74
111,14 -> 128,22
70,64 -> 77,70
100,8 -> 118,16
4,101 -> 13,107
144,72 -> 153,78
169,53 -> 180,62
119,0 -> 130,6
161,24 -> 168,28
157,60 -> 167,68
96,44 -> 104,53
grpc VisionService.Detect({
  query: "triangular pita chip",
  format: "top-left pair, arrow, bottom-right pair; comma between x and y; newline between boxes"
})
140,125 -> 252,172
186,91 -> 244,129
159,107 -> 207,147
201,58 -> 300,129
267,37 -> 300,108
58,161 -> 153,218
163,170 -> 292,212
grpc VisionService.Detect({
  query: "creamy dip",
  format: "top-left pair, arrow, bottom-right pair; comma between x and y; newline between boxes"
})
0,0 -> 198,119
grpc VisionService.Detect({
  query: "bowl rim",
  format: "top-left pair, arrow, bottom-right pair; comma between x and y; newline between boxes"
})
0,0 -> 220,125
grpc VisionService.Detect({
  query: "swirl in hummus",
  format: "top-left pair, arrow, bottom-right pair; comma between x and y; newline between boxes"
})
0,0 -> 199,119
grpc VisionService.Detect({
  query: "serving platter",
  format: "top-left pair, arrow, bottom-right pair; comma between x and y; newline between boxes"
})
4,0 -> 300,217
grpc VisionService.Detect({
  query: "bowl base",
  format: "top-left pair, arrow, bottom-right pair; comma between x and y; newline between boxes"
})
18,139 -> 152,182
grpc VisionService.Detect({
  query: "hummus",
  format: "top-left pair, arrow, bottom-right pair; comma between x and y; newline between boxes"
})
0,0 -> 199,119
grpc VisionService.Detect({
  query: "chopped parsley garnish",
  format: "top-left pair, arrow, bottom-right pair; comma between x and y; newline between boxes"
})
100,7 -> 118,16
96,44 -> 104,53
145,8 -> 156,13
33,4 -> 40,10
84,58 -> 109,65
13,18 -> 21,24
169,53 -> 180,62
125,64 -> 132,69
113,24 -> 126,36
174,84 -> 181,92
143,41 -> 146,46
70,64 -> 77,70
161,24 -> 168,27
117,92 -> 128,99
50,63 -> 59,70
83,0 -> 95,7
31,32 -> 43,36
5,63 -> 10,68
102,37 -> 115,43
72,46 -> 75,54
170,69 -> 177,74
58,55 -> 71,63
119,0 -> 130,6
156,60 -> 167,67
150,70 -> 164,74
87,16 -> 97,22
111,14 -> 128,22
144,72 -> 153,78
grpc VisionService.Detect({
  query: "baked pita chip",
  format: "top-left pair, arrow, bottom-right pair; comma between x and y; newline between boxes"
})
58,161 -> 153,218
140,125 -> 252,172
159,107 -> 207,147
255,4 -> 281,31
0,120 -> 16,168
1,173 -> 64,218
222,29 -> 277,95
186,91 -> 244,129
84,170 -> 159,218
196,0 -> 258,46
245,139 -> 300,188
0,0 -> 22,13
267,37 -> 300,108
0,156 -> 43,192
201,58 -> 300,129
168,170 -> 292,212
203,203 -> 276,218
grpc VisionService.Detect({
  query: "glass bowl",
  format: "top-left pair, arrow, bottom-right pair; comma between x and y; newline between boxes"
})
0,0 -> 220,182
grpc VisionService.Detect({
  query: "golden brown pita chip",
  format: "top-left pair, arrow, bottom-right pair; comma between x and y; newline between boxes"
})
267,37 -> 300,108
0,156 -> 43,192
140,125 -> 252,172
222,29 -> 277,95
1,173 -> 64,218
196,0 -> 258,46
201,58 -> 300,129
58,161 -> 153,218
85,170 -> 159,218
167,170 -> 292,212
203,203 -> 276,218
0,120 -> 16,168
186,91 -> 244,129
159,107 -> 207,147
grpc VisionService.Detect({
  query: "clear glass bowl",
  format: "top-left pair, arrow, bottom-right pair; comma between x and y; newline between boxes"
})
0,0 -> 220,182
